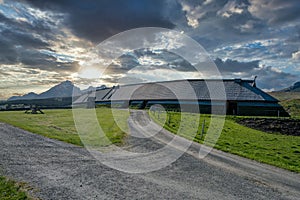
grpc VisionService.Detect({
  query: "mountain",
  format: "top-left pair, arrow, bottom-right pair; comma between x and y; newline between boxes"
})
279,81 -> 300,92
269,81 -> 300,101
8,92 -> 39,101
39,80 -> 81,99
7,81 -> 81,101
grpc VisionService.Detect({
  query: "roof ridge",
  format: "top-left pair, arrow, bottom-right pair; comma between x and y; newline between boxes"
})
117,78 -> 254,87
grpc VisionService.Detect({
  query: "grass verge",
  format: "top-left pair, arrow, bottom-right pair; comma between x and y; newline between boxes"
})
0,176 -> 32,200
0,108 -> 129,147
149,110 -> 300,172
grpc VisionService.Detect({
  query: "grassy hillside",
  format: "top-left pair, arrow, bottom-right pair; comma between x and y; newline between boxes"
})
280,99 -> 300,118
150,111 -> 300,172
269,92 -> 300,118
269,91 -> 300,101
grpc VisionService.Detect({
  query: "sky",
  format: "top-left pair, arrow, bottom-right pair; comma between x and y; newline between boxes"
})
0,0 -> 300,99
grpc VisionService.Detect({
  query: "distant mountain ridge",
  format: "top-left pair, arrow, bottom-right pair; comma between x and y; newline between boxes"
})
8,81 -> 81,101
279,81 -> 300,92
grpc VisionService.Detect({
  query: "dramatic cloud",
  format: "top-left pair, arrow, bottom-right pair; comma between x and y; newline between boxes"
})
99,49 -> 198,84
248,0 -> 300,24
89,48 -> 298,91
181,1 -> 206,28
0,3 -> 64,69
214,58 -> 260,73
217,0 -> 246,18
23,0 -> 175,43
214,58 -> 298,91
0,0 -> 300,99
0,1 -> 93,98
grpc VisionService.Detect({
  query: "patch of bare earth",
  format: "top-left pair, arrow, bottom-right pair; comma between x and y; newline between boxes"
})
236,118 -> 300,136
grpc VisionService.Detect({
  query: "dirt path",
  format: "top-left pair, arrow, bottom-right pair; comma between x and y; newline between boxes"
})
0,112 -> 299,199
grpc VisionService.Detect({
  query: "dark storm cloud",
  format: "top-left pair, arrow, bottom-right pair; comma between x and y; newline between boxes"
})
18,49 -> 55,67
0,0 -> 299,95
102,51 -> 298,91
135,49 -> 196,71
0,6 -> 80,73
248,0 -> 300,25
214,58 -> 260,73
213,58 -> 298,90
0,37 -> 17,64
0,10 -> 54,42
0,9 -> 51,66
18,49 -> 80,72
1,29 -> 49,49
255,66 -> 298,90
177,0 -> 300,52
176,0 -> 263,50
104,49 -> 196,76
23,0 -> 175,43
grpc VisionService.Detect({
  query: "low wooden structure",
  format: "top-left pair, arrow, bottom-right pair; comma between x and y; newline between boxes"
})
25,106 -> 44,114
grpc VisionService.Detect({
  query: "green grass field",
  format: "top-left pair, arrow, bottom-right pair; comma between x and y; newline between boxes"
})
150,111 -> 300,172
0,108 -> 129,147
0,176 -> 31,200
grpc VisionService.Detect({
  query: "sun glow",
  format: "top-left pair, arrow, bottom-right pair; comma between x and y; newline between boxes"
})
78,67 -> 102,79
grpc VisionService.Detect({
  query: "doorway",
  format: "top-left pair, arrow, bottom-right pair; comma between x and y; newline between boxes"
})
227,102 -> 238,115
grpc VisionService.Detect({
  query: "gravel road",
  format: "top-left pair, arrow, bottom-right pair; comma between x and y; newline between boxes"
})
0,110 -> 299,199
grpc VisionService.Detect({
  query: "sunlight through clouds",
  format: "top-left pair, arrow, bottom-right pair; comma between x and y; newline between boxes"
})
0,0 -> 299,99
